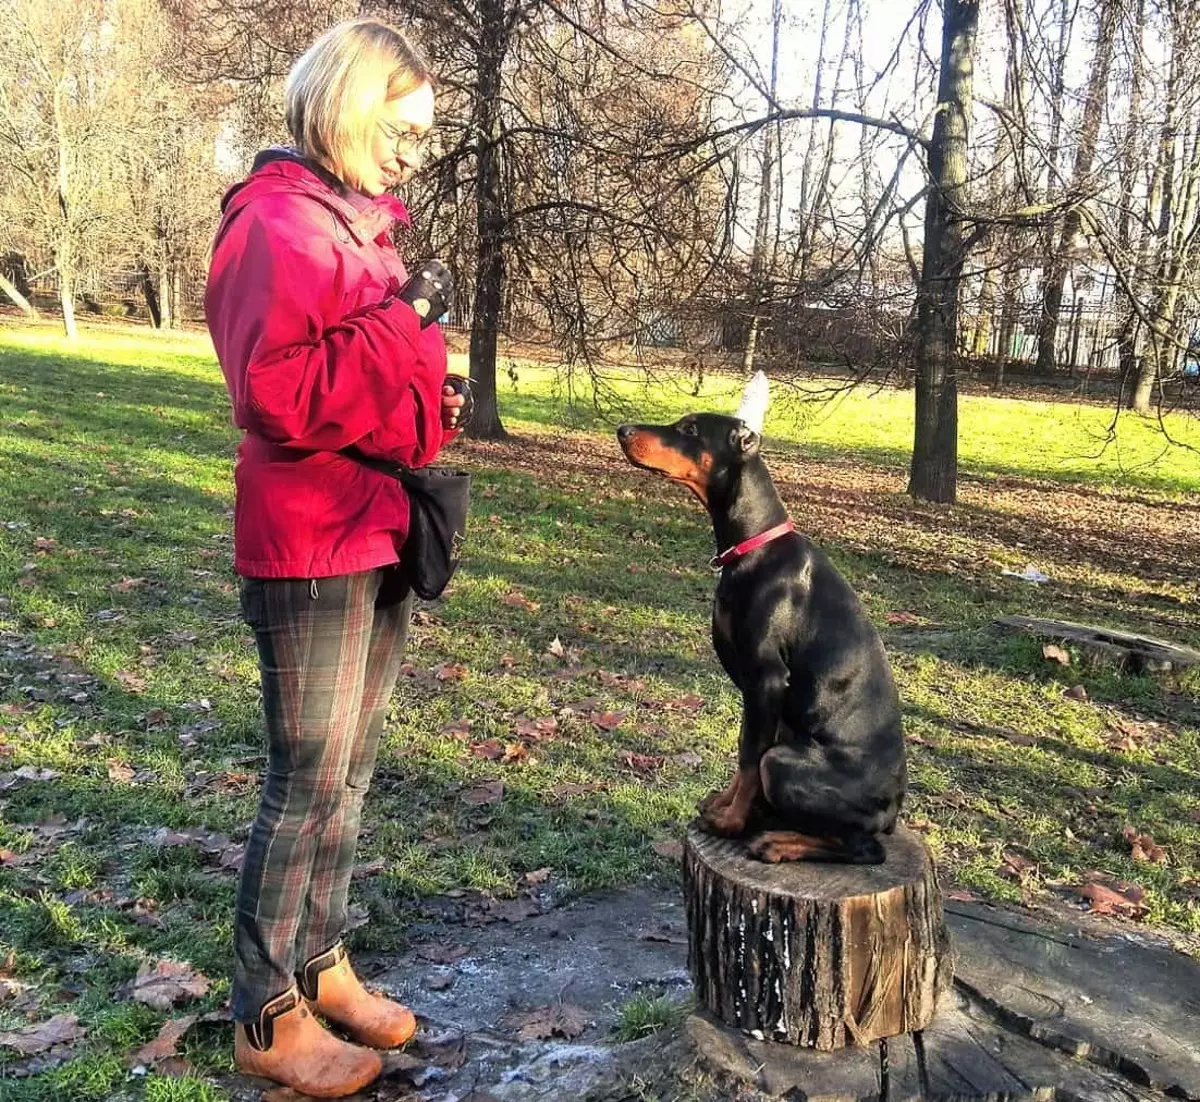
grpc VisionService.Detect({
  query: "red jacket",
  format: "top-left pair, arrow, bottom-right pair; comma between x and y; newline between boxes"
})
206,152 -> 455,579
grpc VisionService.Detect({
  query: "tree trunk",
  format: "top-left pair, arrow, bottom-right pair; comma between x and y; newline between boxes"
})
683,823 -> 952,1051
59,273 -> 77,340
1114,0 -> 1147,390
0,271 -> 38,318
1034,0 -> 1119,375
160,261 -> 174,330
466,0 -> 508,440
908,0 -> 979,505
742,0 -> 782,375
140,262 -> 162,328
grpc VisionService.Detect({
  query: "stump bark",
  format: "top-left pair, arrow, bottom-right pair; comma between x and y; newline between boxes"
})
682,822 -> 952,1051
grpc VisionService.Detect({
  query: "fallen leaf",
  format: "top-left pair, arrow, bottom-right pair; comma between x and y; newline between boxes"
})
884,610 -> 922,625
652,840 -> 683,860
126,1014 -> 198,1068
417,943 -> 470,965
546,636 -> 566,659
590,710 -> 627,731
661,693 -> 704,712
469,739 -> 505,761
33,537 -> 57,552
672,750 -> 703,768
622,750 -> 664,773
944,888 -> 978,902
485,896 -> 540,923
0,1014 -> 86,1055
107,759 -> 136,784
1064,685 -> 1089,702
502,591 -> 540,612
425,972 -> 454,991
1122,824 -> 1167,865
111,577 -> 146,592
1077,878 -> 1147,918
130,959 -> 211,1011
1041,643 -> 1071,666
998,851 -> 1038,882
114,670 -> 148,693
503,1003 -> 589,1041
514,715 -> 557,740
462,780 -> 504,806
441,718 -> 472,739
501,742 -> 528,764
352,857 -> 387,880
0,765 -> 61,790
435,663 -> 468,682
520,867 -> 552,886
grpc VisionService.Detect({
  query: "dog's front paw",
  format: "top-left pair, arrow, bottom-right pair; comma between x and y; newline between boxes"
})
697,787 -> 731,815
702,806 -> 748,837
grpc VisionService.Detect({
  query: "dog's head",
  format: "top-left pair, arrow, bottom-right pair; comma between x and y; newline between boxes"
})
616,414 -> 760,504
615,373 -> 769,504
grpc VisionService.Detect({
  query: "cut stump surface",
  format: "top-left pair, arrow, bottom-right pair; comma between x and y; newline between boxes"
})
682,822 -> 952,1051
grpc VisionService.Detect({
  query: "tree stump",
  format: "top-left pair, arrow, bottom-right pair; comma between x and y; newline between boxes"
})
682,822 -> 952,1051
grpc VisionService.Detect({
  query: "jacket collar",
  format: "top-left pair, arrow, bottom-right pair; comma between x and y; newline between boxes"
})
223,148 -> 411,245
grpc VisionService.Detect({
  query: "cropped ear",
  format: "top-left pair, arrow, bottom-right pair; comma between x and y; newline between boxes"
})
734,370 -> 770,434
732,423 -> 760,457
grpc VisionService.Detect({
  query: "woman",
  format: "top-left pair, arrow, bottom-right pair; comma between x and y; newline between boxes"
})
205,18 -> 464,1098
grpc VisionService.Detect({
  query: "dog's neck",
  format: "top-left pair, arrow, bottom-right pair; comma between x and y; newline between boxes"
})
706,457 -> 789,551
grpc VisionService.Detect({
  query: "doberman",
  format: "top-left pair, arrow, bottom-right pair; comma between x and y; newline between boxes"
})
616,399 -> 906,864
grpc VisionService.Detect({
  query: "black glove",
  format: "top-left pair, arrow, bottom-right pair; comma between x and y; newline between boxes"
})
444,373 -> 475,430
398,259 -> 453,328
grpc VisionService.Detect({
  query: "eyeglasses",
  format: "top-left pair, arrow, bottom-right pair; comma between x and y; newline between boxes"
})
377,120 -> 435,158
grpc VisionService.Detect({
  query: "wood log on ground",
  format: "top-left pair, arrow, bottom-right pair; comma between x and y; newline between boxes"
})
682,822 -> 952,1051
993,615 -> 1200,673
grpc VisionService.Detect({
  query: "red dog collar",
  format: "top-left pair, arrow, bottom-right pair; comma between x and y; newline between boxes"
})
710,520 -> 796,571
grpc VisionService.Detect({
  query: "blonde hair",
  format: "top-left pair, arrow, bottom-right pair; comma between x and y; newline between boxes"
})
285,18 -> 431,186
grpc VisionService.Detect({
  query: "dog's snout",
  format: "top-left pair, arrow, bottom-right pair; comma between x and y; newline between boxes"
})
617,424 -> 635,442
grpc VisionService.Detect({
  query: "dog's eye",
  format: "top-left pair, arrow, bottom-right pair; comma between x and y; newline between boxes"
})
680,421 -> 698,436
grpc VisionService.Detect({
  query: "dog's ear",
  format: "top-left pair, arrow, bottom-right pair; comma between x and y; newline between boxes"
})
732,423 -> 760,457
734,370 -> 769,434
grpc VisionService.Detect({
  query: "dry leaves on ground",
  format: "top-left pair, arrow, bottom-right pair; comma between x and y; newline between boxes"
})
1122,824 -> 1167,865
0,1014 -> 86,1056
129,959 -> 211,1011
461,779 -> 504,806
1041,643 -> 1071,666
998,851 -> 1038,883
1077,877 -> 1148,919
503,1002 -> 589,1041
125,1010 -> 227,1069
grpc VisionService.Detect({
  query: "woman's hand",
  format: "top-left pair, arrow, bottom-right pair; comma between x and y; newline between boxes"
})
441,374 -> 474,432
442,384 -> 466,430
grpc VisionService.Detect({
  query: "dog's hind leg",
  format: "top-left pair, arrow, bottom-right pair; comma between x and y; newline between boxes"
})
752,743 -> 887,863
747,830 -> 883,864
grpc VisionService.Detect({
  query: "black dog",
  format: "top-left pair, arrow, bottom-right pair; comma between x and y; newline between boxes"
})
616,410 -> 906,863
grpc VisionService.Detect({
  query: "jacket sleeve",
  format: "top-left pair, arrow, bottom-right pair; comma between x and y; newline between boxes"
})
206,197 -> 427,452
350,323 -> 458,468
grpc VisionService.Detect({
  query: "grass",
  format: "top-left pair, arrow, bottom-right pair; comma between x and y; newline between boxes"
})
613,992 -> 691,1041
0,319 -> 1198,1097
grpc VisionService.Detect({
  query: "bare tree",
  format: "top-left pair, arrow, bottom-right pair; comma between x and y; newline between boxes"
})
907,0 -> 979,504
1034,0 -> 1120,374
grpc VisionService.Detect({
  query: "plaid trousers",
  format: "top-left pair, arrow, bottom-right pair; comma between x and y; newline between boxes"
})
231,567 -> 412,1023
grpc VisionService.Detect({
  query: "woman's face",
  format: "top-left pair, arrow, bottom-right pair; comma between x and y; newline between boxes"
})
357,80 -> 435,197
